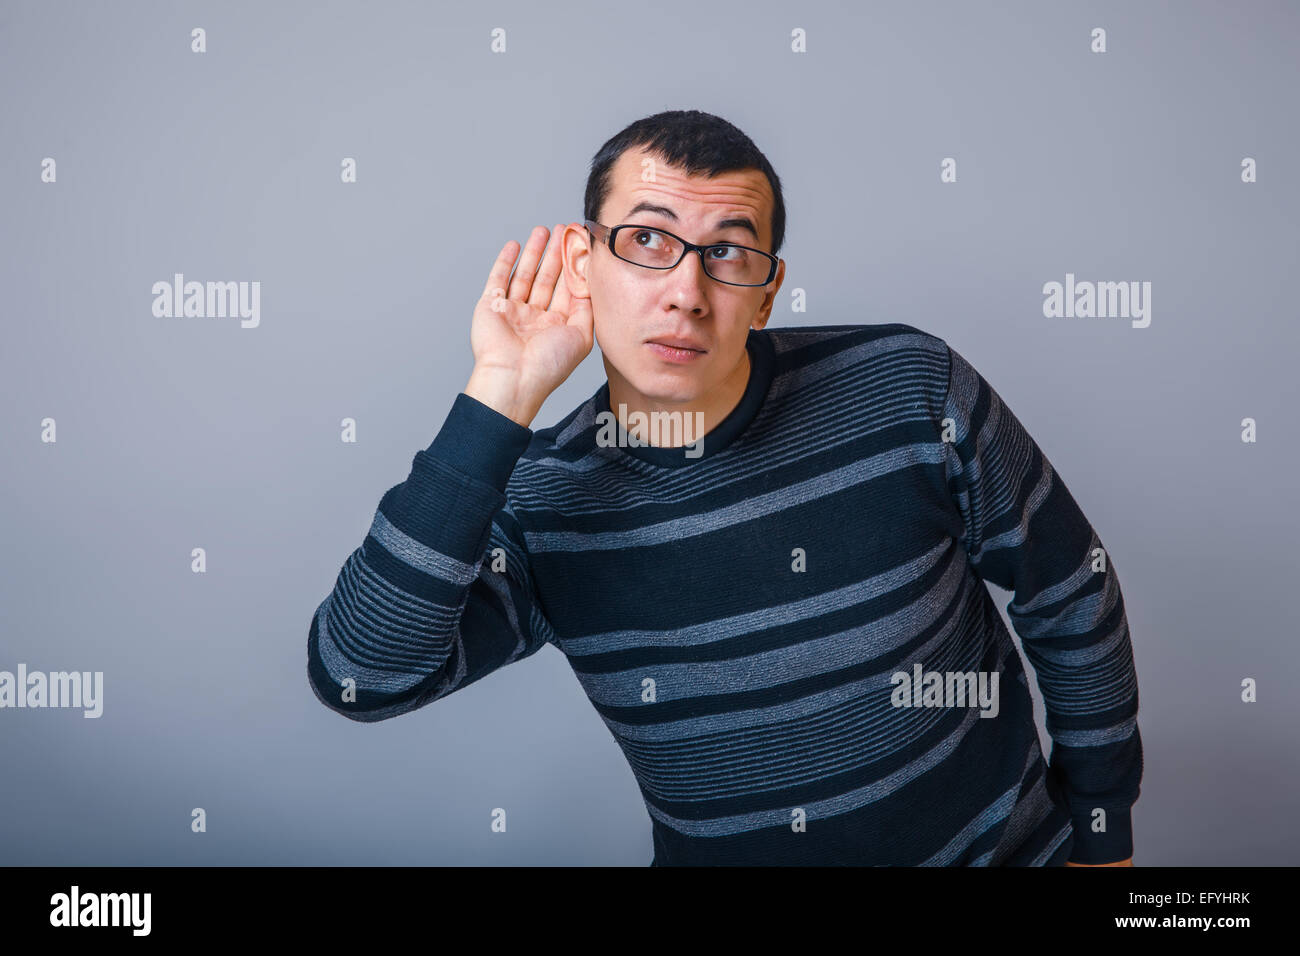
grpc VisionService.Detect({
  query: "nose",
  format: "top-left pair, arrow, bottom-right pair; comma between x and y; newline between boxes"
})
664,250 -> 712,308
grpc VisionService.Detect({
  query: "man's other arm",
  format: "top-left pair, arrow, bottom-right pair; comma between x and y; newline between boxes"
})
937,341 -> 1143,866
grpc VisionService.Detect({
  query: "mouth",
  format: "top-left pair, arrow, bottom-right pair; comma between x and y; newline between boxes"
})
645,338 -> 708,363
646,337 -> 707,353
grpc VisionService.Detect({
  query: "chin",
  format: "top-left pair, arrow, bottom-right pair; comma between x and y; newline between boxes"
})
631,368 -> 707,403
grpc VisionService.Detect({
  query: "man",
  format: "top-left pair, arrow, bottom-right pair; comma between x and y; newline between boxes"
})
307,109 -> 1142,867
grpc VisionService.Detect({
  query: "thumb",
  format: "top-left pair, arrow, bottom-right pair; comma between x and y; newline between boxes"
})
569,293 -> 594,349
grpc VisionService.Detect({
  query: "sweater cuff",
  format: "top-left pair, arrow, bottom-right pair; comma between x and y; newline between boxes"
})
1065,806 -> 1134,864
423,391 -> 534,491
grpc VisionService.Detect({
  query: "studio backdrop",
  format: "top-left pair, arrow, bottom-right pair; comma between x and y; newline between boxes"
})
1,0 -> 1296,865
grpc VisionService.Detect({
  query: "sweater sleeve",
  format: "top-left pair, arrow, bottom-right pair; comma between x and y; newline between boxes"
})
938,342 -> 1143,864
307,392 -> 556,723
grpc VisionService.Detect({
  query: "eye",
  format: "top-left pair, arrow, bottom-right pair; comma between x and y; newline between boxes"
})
708,245 -> 746,261
632,229 -> 666,249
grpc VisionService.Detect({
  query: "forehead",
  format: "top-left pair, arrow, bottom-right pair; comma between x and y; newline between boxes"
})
604,146 -> 773,243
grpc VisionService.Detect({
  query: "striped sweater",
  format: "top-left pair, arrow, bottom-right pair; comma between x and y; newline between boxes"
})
307,323 -> 1143,866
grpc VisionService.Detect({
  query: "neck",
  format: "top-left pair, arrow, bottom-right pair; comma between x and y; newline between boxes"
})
608,345 -> 752,448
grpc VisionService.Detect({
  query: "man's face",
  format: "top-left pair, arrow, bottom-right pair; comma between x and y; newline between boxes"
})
564,146 -> 785,409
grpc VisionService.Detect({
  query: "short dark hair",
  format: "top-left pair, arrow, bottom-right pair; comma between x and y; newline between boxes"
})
583,109 -> 786,258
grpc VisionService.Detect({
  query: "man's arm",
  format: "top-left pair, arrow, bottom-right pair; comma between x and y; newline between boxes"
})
937,341 -> 1143,865
307,392 -> 554,721
308,224 -> 593,722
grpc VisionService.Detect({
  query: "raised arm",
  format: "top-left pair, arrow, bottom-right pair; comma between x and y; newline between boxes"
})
307,393 -> 553,721
308,223 -> 594,722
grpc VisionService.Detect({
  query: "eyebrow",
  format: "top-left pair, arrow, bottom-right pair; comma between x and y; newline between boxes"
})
622,201 -> 760,242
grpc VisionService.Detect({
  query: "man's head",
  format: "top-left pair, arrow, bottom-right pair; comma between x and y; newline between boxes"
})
562,110 -> 786,417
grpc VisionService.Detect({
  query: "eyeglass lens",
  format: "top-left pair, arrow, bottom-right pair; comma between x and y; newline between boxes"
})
613,227 -> 770,285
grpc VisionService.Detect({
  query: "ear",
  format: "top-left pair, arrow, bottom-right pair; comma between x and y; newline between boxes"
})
750,258 -> 785,330
562,222 -> 593,298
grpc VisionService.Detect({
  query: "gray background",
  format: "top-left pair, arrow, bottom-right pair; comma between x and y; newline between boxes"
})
1,0 -> 1296,865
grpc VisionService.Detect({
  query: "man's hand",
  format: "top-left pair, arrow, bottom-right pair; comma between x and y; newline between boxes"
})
1066,858 -> 1133,866
464,224 -> 595,428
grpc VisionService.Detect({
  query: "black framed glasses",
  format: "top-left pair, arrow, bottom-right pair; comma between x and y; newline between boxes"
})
584,219 -> 778,287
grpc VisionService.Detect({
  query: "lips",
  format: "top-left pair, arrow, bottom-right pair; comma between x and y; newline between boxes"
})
647,336 -> 707,352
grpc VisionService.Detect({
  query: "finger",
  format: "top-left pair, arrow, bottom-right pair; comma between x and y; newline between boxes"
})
507,226 -> 550,302
548,222 -> 588,317
480,239 -> 521,308
546,228 -> 575,315
527,223 -> 567,312
548,269 -> 571,317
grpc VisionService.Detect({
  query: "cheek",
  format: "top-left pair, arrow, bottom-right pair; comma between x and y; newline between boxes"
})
590,303 -> 630,359
591,276 -> 650,342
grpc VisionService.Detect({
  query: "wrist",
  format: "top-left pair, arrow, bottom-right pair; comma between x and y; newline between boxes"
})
464,365 -> 540,428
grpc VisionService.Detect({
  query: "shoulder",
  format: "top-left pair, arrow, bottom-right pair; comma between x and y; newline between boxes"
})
761,322 -> 952,413
501,386 -> 609,504
521,386 -> 605,462
761,321 -> 949,364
